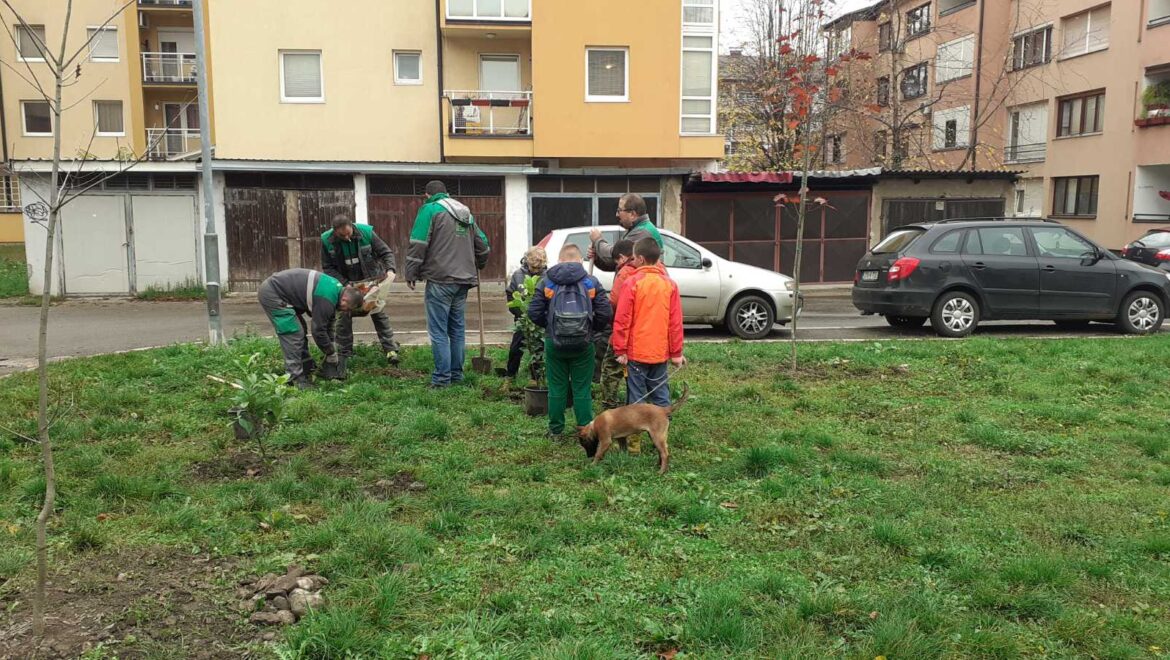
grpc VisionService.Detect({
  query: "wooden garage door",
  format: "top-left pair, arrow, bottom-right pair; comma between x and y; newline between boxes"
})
367,177 -> 506,281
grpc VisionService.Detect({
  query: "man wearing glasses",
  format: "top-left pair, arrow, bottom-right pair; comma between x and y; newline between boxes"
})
588,193 -> 662,272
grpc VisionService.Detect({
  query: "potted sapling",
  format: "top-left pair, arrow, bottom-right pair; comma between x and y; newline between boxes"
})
507,275 -> 548,416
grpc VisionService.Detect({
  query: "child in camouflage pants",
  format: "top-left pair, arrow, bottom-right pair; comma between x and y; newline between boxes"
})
596,240 -> 638,445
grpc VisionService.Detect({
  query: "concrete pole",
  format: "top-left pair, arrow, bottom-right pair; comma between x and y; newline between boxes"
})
193,0 -> 224,345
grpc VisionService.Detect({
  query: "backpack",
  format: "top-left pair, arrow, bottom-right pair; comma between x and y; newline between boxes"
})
549,280 -> 594,351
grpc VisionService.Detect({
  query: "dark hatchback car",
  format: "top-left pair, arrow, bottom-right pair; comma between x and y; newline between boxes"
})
852,220 -> 1170,338
1121,228 -> 1170,269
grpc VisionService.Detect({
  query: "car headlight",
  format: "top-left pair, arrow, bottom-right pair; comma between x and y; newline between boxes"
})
784,281 -> 796,291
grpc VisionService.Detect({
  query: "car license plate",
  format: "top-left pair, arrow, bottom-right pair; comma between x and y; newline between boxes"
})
861,270 -> 879,282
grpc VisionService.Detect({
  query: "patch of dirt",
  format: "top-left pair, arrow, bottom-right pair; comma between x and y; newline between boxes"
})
365,471 -> 426,500
191,451 -> 268,480
0,547 -> 260,659
369,366 -> 424,379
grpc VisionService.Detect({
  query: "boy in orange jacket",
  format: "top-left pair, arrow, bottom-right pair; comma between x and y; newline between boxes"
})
611,237 -> 686,408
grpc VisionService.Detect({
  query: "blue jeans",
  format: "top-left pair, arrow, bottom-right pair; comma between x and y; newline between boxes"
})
627,361 -> 670,407
425,282 -> 470,386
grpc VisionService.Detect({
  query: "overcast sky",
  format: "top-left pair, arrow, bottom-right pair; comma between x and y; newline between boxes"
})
720,0 -> 876,52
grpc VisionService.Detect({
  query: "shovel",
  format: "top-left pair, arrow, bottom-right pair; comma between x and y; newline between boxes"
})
471,277 -> 492,375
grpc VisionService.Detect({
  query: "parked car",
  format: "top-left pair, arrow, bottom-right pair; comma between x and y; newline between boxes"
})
851,219 -> 1170,338
536,226 -> 801,339
1120,228 -> 1170,269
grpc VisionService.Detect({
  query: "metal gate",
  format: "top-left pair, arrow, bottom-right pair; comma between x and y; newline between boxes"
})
884,198 -> 1006,234
366,177 -> 506,281
225,188 -> 355,291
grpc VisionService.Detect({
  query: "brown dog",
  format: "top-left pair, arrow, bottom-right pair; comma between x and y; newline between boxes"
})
577,385 -> 688,474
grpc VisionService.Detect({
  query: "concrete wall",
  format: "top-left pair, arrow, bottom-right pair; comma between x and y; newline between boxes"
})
504,174 -> 530,274
207,0 -> 440,162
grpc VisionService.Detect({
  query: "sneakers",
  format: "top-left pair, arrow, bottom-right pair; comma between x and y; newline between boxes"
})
386,350 -> 400,366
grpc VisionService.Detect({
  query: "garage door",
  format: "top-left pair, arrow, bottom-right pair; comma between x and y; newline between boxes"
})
61,195 -> 129,294
132,195 -> 200,289
884,198 -> 1006,234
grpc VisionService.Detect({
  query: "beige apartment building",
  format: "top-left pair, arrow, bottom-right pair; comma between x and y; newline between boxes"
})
823,0 -> 1170,249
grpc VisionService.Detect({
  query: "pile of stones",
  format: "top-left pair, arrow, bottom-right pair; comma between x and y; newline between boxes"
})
237,565 -> 326,626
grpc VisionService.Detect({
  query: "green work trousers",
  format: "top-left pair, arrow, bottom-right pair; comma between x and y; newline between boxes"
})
545,338 -> 596,434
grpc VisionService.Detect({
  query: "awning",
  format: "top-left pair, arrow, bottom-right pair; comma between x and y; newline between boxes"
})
700,171 -> 794,184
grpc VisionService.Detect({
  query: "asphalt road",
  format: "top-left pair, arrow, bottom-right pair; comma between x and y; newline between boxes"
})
0,288 -> 1153,374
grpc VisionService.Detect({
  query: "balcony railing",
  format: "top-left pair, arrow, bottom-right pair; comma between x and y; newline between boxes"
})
447,0 -> 531,21
142,52 -> 196,84
147,128 -> 199,160
1004,142 -> 1046,164
445,90 -> 532,137
138,0 -> 193,7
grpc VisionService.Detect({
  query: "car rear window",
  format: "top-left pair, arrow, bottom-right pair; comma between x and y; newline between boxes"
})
872,228 -> 924,254
930,229 -> 964,254
1137,231 -> 1170,248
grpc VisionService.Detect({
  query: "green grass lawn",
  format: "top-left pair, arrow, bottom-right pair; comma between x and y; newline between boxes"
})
0,243 -> 28,298
1,337 -> 1169,658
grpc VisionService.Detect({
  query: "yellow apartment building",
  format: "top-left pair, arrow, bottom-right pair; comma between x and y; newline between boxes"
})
822,0 -> 1170,249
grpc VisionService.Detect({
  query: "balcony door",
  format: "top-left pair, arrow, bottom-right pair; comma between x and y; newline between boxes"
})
163,103 -> 199,155
157,30 -> 195,80
479,54 -> 521,92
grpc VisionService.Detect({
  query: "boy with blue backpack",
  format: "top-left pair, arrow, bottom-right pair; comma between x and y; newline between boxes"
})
528,243 -> 613,437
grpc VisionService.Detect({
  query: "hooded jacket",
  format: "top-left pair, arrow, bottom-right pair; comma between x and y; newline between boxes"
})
591,216 -> 664,272
506,257 -> 547,318
527,262 -> 613,336
405,193 -> 490,285
611,262 -> 683,364
320,224 -> 396,284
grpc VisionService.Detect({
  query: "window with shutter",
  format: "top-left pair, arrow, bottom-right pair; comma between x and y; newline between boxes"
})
16,25 -> 46,61
932,106 -> 970,150
87,27 -> 118,62
1061,5 -> 1110,59
936,35 -> 974,83
1006,102 -> 1048,162
587,48 -> 627,102
1011,26 -> 1052,70
94,101 -> 124,135
681,35 -> 714,133
683,0 -> 715,25
280,51 -> 324,103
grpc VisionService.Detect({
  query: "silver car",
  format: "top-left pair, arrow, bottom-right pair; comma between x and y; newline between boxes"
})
537,225 -> 801,339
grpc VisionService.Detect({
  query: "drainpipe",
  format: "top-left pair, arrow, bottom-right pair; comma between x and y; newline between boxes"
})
435,0 -> 446,163
969,0 -> 987,171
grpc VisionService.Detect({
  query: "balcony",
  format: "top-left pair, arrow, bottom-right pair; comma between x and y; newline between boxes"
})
442,90 -> 532,160
143,52 -> 196,85
1004,142 -> 1047,164
1136,75 -> 1170,127
147,128 -> 199,160
1133,165 -> 1170,224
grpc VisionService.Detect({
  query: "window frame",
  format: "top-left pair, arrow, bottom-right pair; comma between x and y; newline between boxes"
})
935,34 -> 975,83
682,0 -> 716,28
1029,226 -> 1097,259
16,24 -> 47,62
900,62 -> 928,100
826,133 -> 845,165
662,234 -> 704,270
1010,25 -> 1052,71
586,47 -> 629,103
446,0 -> 532,22
279,50 -> 325,104
1051,175 -> 1100,217
878,22 -> 893,51
393,50 -> 422,86
93,100 -> 125,137
680,29 -> 717,135
906,3 -> 932,39
86,25 -> 119,63
1060,5 -> 1111,60
877,76 -> 891,106
21,100 -> 52,137
1056,91 -> 1105,138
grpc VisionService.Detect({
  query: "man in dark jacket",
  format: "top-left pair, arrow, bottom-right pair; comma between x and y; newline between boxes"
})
589,193 -> 664,271
258,268 -> 365,389
320,215 -> 401,365
405,180 -> 491,388
528,244 -> 613,436
503,246 -> 547,380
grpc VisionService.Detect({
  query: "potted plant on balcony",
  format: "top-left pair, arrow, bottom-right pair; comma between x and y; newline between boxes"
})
506,274 -> 548,416
1138,81 -> 1170,126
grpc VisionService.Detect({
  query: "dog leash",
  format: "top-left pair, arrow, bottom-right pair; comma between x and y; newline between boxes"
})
624,363 -> 686,407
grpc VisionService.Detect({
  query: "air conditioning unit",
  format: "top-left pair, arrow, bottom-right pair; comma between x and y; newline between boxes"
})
138,11 -> 149,28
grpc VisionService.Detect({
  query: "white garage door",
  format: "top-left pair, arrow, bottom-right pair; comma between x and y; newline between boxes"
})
132,195 -> 199,289
61,195 -> 129,294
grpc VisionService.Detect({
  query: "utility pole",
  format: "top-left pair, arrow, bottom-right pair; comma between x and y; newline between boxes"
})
193,0 -> 224,345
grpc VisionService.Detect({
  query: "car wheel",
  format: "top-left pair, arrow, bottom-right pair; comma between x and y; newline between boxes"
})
1053,320 -> 1091,329
930,291 -> 979,338
727,294 -> 775,340
886,315 -> 928,329
1116,290 -> 1164,335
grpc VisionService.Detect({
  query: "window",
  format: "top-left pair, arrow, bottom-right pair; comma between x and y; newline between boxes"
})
1052,176 -> 1099,216
932,106 -> 970,149
931,230 -> 964,253
480,54 -> 520,91
1057,91 -> 1104,137
1061,5 -> 1110,59
1152,0 -> 1170,26
894,126 -> 917,161
662,235 -> 704,269
828,26 -> 851,59
939,0 -> 975,13
874,130 -> 888,158
900,62 -> 928,100
826,134 -> 845,164
447,0 -> 530,21
1031,226 -> 1096,258
280,51 -> 324,103
975,228 -> 1029,256
681,35 -> 715,133
877,76 -> 890,106
878,22 -> 893,51
16,24 -> 46,61
393,51 -> 421,85
683,0 -> 715,26
906,4 -> 931,38
93,100 -> 124,136
86,27 -> 118,62
1006,103 -> 1048,162
935,35 -> 974,83
0,176 -> 20,213
586,47 -> 628,102
1011,26 -> 1052,70
872,228 -> 924,254
21,101 -> 51,136
1012,179 -> 1044,217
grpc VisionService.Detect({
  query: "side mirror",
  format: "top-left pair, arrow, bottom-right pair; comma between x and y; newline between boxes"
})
701,257 -> 713,269
1080,250 -> 1101,266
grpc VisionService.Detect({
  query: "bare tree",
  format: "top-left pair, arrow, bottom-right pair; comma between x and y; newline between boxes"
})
0,0 -> 191,638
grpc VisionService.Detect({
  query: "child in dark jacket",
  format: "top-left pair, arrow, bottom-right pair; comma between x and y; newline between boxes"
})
503,247 -> 548,379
